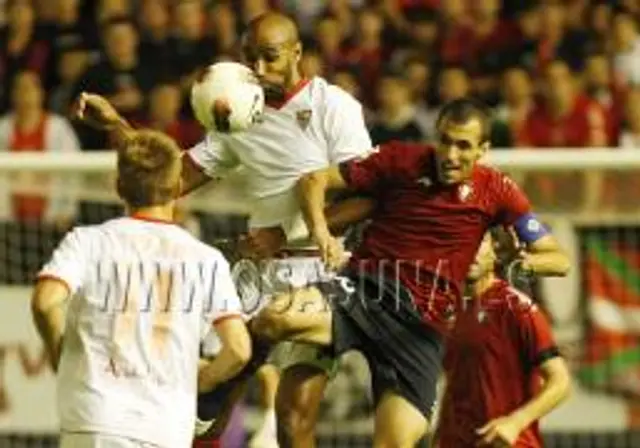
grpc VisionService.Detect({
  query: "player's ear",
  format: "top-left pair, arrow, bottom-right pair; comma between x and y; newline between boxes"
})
293,42 -> 302,62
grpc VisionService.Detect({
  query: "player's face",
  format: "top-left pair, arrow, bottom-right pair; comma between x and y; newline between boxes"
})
243,35 -> 301,102
435,118 -> 488,184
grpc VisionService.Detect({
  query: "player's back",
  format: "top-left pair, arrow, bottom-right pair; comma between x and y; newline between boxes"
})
40,216 -> 234,448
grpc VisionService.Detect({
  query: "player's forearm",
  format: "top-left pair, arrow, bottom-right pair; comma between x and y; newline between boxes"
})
298,171 -> 332,239
325,197 -> 374,234
520,250 -> 570,277
197,347 -> 252,394
508,368 -> 571,432
31,305 -> 64,372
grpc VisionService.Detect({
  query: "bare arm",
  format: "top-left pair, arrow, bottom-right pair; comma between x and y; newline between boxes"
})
520,234 -> 571,277
297,166 -> 349,242
325,196 -> 375,234
197,317 -> 252,394
509,357 -> 572,432
31,279 -> 70,372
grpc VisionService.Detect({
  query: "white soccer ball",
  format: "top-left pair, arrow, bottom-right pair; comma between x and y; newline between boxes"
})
190,62 -> 264,133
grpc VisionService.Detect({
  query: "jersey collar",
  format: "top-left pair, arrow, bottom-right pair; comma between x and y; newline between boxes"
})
129,212 -> 175,225
265,78 -> 310,110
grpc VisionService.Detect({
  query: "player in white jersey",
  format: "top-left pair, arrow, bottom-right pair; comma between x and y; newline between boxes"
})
31,131 -> 251,448
74,12 -> 372,448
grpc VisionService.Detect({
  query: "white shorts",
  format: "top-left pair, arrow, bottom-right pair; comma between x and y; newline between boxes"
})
59,432 -> 163,448
203,256 -> 339,376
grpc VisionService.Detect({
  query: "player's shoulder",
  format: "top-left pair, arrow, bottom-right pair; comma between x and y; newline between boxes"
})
473,164 -> 518,190
310,76 -> 362,111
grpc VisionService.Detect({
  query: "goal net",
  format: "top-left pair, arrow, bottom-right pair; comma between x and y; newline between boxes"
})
2,149 -> 640,447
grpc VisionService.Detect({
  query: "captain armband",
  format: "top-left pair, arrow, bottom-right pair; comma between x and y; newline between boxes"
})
513,213 -> 549,244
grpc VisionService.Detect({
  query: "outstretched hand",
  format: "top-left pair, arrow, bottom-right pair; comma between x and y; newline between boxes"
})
72,92 -> 123,130
314,228 -> 347,271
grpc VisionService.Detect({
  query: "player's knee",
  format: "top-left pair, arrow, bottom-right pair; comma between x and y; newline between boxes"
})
275,394 -> 318,442
251,294 -> 299,341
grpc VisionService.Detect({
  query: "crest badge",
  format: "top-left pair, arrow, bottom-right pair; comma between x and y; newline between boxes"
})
458,184 -> 472,201
296,109 -> 312,130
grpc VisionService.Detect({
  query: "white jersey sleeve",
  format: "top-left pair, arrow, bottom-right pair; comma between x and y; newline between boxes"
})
202,255 -> 245,331
323,86 -> 373,163
38,228 -> 88,295
187,132 -> 240,178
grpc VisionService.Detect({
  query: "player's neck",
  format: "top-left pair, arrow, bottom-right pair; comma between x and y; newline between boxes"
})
285,72 -> 304,92
128,204 -> 175,224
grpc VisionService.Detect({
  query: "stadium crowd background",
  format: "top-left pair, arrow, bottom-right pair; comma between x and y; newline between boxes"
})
2,0 -> 640,445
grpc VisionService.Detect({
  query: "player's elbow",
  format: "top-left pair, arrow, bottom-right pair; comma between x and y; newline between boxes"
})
225,325 -> 253,369
298,170 -> 329,195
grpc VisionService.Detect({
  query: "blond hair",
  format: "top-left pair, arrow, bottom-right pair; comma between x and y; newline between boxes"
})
116,130 -> 182,208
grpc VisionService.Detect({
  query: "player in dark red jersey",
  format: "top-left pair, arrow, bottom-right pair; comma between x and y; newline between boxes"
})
253,98 -> 571,447
435,232 -> 571,447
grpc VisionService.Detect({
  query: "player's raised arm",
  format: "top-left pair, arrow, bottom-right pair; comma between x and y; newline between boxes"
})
495,176 -> 571,278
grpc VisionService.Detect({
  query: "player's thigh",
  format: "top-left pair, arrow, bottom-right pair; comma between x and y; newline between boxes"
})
276,363 -> 329,428
251,286 -> 332,345
373,392 -> 428,448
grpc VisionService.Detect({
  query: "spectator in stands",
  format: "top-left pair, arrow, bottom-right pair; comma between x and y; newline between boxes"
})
612,10 -> 640,87
492,66 -> 534,147
207,2 -> 240,59
137,0 -> 171,70
404,7 -> 438,55
422,65 -> 469,136
49,41 -> 89,115
52,0 -> 98,62
369,73 -> 424,144
437,0 -> 473,66
404,54 -> 432,137
168,0 -> 216,94
0,0 -> 52,111
137,80 -> 202,149
587,1 -> 612,50
80,16 -> 155,119
519,60 -> 607,211
343,8 -> 387,108
300,46 -> 324,79
519,59 -> 607,148
0,70 -> 80,224
315,15 -> 346,74
95,0 -> 131,24
331,66 -> 374,124
324,0 -> 358,39
538,2 -> 589,72
508,3 -> 541,73
619,88 -> 640,149
242,0 -> 271,25
466,0 -> 518,103
584,52 -> 624,146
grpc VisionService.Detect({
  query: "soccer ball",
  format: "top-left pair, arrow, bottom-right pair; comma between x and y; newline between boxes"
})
191,62 -> 265,133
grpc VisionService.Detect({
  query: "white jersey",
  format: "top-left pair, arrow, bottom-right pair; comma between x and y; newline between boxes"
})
38,217 -> 243,448
188,76 -> 373,242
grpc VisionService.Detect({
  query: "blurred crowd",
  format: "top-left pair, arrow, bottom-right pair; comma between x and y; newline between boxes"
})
2,0 -> 640,153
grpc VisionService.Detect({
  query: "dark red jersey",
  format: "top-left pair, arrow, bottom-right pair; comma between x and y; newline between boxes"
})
438,280 -> 559,447
339,142 -> 531,331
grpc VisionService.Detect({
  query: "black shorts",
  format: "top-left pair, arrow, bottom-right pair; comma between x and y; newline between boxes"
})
321,271 -> 445,420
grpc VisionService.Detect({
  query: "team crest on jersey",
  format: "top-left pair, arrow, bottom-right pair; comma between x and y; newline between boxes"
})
296,109 -> 312,130
458,184 -> 472,201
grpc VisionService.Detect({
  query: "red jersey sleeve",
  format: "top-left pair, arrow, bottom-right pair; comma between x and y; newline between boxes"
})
494,173 -> 532,226
338,141 -> 431,192
512,295 -> 560,370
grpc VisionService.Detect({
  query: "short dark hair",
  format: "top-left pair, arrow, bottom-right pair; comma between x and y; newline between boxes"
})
436,98 -> 492,143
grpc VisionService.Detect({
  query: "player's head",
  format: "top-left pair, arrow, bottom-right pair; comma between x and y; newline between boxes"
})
116,130 -> 182,210
434,98 -> 491,184
242,12 -> 302,102
467,233 -> 497,283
